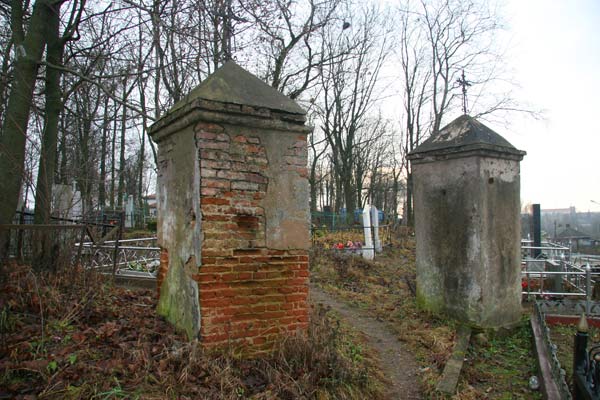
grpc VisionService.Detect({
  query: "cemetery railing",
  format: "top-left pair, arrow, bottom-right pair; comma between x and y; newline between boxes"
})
534,301 -> 572,399
573,317 -> 600,400
0,212 -> 124,273
75,236 -> 159,277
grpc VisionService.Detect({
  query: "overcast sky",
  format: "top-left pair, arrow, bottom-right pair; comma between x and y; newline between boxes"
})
500,0 -> 600,212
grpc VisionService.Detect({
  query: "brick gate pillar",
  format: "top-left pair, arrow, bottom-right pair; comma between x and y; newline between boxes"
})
150,61 -> 311,351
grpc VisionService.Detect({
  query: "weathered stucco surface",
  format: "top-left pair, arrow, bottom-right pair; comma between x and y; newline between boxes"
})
408,115 -> 525,330
261,130 -> 310,250
155,125 -> 201,340
412,156 -> 522,328
150,61 -> 311,350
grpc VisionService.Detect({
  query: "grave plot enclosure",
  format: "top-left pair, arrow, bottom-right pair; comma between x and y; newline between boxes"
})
149,62 -> 311,350
408,115 -> 526,329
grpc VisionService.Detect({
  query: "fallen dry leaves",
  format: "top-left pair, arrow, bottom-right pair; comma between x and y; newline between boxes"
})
0,263 -> 381,399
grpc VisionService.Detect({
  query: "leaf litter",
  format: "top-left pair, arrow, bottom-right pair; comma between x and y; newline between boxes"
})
0,263 -> 382,399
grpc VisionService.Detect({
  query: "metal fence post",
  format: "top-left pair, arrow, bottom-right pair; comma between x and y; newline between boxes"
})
586,263 -> 592,316
75,225 -> 86,267
112,212 -> 124,276
574,314 -> 589,400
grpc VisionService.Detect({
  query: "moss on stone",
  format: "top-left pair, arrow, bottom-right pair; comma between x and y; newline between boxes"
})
416,290 -> 444,315
157,257 -> 200,340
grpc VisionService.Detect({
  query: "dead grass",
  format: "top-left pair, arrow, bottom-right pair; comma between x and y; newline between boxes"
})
0,263 -> 383,399
310,232 -> 542,399
548,323 -> 600,391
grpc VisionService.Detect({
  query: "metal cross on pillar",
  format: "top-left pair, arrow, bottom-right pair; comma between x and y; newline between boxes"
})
456,70 -> 472,114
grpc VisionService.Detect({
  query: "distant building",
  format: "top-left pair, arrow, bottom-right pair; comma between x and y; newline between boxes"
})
554,226 -> 600,251
522,206 -> 600,244
542,207 -> 576,215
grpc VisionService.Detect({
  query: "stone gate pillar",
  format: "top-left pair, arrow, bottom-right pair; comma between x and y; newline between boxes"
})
407,115 -> 526,329
149,61 -> 311,351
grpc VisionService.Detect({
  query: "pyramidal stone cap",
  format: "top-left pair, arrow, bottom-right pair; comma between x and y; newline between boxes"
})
149,61 -> 310,142
169,61 -> 306,116
407,115 -> 526,161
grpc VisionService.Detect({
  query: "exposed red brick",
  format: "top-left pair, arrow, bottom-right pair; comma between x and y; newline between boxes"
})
157,124 -> 311,353
202,197 -> 231,205
233,249 -> 265,256
195,122 -> 225,133
201,187 -> 219,196
202,214 -> 232,222
201,179 -> 230,189
201,150 -> 230,161
199,141 -> 229,150
203,160 -> 231,170
197,131 -> 217,140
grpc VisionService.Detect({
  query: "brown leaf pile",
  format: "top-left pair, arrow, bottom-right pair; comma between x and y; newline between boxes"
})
0,264 -> 380,399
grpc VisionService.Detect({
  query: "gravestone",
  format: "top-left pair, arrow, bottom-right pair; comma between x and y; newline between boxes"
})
149,61 -> 311,351
362,207 -> 374,260
370,205 -> 382,253
407,115 -> 526,329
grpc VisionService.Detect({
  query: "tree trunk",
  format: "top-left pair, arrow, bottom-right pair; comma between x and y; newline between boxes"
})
98,94 -> 109,210
0,38 -> 14,124
0,0 -> 52,263
78,106 -> 92,215
342,172 -> 355,220
58,119 -> 67,183
137,123 -> 145,224
110,102 -> 117,209
34,1 -> 63,225
405,171 -> 414,227
391,176 -> 399,223
309,158 -> 319,213
33,1 -> 64,270
117,78 -> 127,209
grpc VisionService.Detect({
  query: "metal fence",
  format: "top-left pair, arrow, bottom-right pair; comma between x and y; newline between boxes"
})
534,301 -> 573,399
1,211 -> 123,271
521,242 -> 600,304
76,237 -> 160,277
573,319 -> 600,399
0,223 -> 86,267
311,224 -> 391,252
521,240 -> 571,261
311,210 -> 387,230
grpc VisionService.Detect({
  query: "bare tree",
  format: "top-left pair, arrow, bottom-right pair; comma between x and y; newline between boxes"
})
397,0 -> 524,226
243,0 -> 343,99
0,1 -> 53,235
306,113 -> 329,213
420,0 -> 500,134
318,4 -> 391,214
397,0 -> 430,226
33,0 -> 85,224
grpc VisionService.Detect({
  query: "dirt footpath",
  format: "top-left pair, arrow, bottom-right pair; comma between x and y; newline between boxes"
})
310,286 -> 421,400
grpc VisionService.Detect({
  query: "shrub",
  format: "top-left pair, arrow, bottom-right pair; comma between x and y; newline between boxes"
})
146,219 -> 157,231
